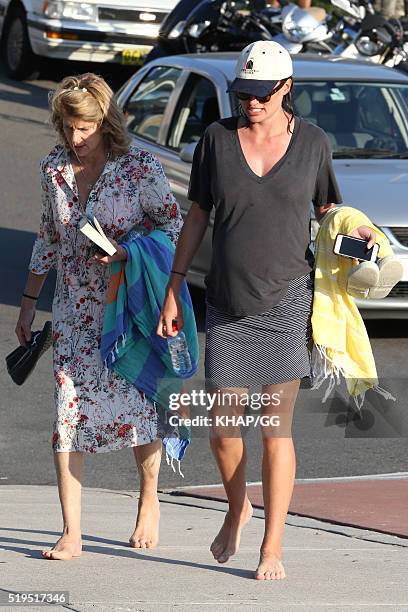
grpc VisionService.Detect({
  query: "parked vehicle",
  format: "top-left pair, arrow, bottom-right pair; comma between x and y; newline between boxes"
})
0,0 -> 178,79
144,0 -> 282,61
340,16 -> 408,73
116,53 -> 408,317
330,0 -> 408,72
272,3 -> 334,54
270,0 -> 408,74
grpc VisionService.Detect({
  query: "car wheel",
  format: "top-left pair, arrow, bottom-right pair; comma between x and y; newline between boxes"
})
4,7 -> 37,80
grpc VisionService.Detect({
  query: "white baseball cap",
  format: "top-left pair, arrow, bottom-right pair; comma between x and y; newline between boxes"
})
228,40 -> 293,97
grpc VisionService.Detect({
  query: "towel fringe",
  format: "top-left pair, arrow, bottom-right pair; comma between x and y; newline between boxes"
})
372,384 -> 396,402
353,392 -> 365,411
164,448 -> 184,477
311,344 -> 345,402
312,344 -> 396,409
104,332 -> 126,369
177,459 -> 184,478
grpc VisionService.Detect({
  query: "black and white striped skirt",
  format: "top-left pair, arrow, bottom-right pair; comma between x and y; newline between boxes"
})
205,272 -> 314,388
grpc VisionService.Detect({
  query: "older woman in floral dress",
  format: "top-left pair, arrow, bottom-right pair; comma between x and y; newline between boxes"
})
15,73 -> 183,560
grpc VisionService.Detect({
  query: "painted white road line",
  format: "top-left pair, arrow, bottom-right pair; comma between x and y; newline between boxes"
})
174,471 -> 408,490
294,472 -> 408,483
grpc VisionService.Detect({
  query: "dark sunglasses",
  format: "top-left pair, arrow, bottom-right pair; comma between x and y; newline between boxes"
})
236,79 -> 288,103
236,91 -> 273,103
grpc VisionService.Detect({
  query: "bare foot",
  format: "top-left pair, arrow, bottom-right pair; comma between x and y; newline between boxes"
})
255,550 -> 286,580
210,499 -> 253,563
129,494 -> 160,549
41,535 -> 82,560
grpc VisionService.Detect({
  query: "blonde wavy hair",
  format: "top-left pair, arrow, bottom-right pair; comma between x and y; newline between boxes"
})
49,73 -> 131,158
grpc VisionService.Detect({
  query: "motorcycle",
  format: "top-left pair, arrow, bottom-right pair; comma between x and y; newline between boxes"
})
144,0 -> 282,62
271,0 -> 376,55
271,3 -> 335,53
146,0 -> 408,75
271,0 -> 408,73
330,0 -> 408,72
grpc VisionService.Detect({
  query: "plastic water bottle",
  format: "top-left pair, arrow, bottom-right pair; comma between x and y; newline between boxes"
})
168,321 -> 191,376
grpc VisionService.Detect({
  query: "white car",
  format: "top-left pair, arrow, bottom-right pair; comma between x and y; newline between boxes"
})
0,0 -> 178,79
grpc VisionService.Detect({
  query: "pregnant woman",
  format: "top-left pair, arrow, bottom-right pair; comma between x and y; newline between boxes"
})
15,73 -> 183,560
158,41 -> 376,580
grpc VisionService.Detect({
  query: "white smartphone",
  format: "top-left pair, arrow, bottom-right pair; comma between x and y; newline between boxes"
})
333,234 -> 380,262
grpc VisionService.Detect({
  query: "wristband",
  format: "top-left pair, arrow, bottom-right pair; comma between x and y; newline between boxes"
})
22,293 -> 38,301
170,270 -> 186,277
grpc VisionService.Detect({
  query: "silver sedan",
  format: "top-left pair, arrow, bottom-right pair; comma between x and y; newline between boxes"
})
116,52 -> 408,318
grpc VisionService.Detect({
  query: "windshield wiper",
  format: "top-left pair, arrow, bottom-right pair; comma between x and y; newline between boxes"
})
333,148 -> 406,159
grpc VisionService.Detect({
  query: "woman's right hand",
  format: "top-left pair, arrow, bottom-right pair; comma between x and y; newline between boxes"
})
15,305 -> 36,346
157,288 -> 184,338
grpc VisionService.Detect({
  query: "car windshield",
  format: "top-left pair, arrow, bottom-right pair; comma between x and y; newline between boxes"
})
232,81 -> 408,158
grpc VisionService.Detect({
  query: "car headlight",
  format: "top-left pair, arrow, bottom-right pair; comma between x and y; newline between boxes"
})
43,1 -> 97,21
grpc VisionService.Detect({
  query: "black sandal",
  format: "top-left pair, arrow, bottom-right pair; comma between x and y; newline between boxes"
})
6,320 -> 53,386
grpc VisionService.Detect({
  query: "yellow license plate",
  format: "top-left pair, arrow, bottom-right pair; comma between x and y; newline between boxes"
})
121,49 -> 148,66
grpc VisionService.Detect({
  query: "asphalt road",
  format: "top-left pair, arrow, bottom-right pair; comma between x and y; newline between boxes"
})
0,60 -> 407,491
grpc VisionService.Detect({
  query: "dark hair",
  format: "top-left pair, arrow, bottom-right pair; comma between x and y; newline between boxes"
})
282,78 -> 295,134
235,77 -> 295,134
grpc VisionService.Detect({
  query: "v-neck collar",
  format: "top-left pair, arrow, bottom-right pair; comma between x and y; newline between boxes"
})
53,146 -> 117,198
234,115 -> 300,183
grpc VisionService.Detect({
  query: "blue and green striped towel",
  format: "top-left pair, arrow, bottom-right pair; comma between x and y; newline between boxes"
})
100,229 -> 199,467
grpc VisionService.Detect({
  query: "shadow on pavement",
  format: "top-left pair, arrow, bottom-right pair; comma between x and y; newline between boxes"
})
0,529 -> 254,578
38,59 -> 136,92
1,227 -> 55,311
0,112 -> 49,128
0,65 -> 50,111
0,58 -> 136,97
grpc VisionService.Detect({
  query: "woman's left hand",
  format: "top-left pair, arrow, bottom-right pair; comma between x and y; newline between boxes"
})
349,225 -> 377,265
350,225 -> 377,249
91,239 -> 127,265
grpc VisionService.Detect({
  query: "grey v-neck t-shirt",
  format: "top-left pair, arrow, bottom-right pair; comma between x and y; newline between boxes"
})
188,115 -> 342,316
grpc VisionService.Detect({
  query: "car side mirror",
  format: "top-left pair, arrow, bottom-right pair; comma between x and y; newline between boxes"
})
179,142 -> 197,163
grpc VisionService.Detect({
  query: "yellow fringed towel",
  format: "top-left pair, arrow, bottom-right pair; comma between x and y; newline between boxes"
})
311,206 -> 396,409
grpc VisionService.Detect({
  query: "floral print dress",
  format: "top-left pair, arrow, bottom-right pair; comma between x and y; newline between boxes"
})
29,142 -> 183,453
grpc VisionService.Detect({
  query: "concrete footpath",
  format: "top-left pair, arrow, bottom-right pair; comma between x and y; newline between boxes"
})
1,486 -> 407,612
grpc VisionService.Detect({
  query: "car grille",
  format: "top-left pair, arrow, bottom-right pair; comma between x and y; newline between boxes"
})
388,227 -> 408,248
98,8 -> 166,23
388,282 -> 408,298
